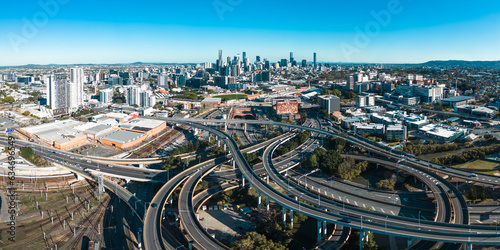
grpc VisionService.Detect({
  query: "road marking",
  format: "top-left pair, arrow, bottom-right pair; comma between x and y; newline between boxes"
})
354,201 -> 358,206
371,206 -> 376,211
346,199 -> 349,204
380,208 -> 385,213
410,214 -> 416,219
476,220 -> 482,224
390,210 -> 395,215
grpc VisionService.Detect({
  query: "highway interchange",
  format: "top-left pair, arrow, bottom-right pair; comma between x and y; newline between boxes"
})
3,115 -> 500,249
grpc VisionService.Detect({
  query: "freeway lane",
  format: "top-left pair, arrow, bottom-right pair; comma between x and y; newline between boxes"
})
161,118 -> 500,187
173,120 -> 500,244
178,164 -> 230,250
143,134 -> 290,250
263,137 -> 453,226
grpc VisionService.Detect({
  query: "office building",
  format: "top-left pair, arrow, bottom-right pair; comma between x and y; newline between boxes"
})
99,88 -> 113,104
218,49 -> 223,71
262,71 -> 271,82
317,95 -> 340,114
356,94 -> 375,108
353,123 -> 385,135
302,59 -> 307,68
386,125 -> 407,141
280,59 -> 288,67
313,53 -> 317,69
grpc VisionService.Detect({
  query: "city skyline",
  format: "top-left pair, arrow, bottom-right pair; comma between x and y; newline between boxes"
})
1,0 -> 499,66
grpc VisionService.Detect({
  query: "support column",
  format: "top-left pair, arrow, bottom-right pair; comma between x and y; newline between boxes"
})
266,196 -> 270,211
265,125 -> 268,135
323,221 -> 327,238
232,160 -> 235,170
317,220 -> 322,245
244,123 -> 247,133
407,238 -> 413,248
258,191 -> 261,213
466,243 -> 472,250
282,207 -> 286,228
225,123 -> 227,132
290,210 -> 294,228
242,177 -> 245,188
359,230 -> 364,250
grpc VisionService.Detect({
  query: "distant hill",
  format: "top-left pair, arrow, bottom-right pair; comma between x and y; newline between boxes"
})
421,60 -> 500,68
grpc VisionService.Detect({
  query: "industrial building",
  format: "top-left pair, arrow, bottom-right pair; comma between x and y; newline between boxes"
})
19,119 -> 87,150
419,124 -> 467,143
441,96 -> 475,107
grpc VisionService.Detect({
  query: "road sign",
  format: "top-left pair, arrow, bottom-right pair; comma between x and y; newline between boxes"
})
5,129 -> 14,133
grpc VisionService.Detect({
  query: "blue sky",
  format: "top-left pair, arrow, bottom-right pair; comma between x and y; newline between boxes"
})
1,0 -> 499,66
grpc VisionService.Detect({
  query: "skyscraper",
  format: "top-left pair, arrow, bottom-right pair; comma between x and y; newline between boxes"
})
313,53 -> 317,69
46,75 -> 56,108
302,59 -> 307,68
127,86 -> 141,106
242,52 -> 247,63
290,52 -> 294,63
218,49 -> 222,71
47,74 -> 68,110
256,56 -> 261,62
70,67 -> 84,109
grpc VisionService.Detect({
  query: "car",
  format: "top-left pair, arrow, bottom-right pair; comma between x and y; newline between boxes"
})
95,168 -> 101,171
107,164 -> 113,168
340,218 -> 351,223
441,166 -> 446,169
75,163 -> 80,166
87,160 -> 91,163
151,203 -> 157,207
277,159 -> 282,162
48,154 -> 52,157
470,173 -> 478,177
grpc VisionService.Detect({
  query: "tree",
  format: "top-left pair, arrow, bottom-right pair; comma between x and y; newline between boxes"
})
376,178 -> 396,191
467,185 -> 477,201
3,96 -> 15,103
231,231 -> 286,250
480,186 -> 489,201
333,89 -> 342,97
346,91 -> 356,99
22,111 -> 30,116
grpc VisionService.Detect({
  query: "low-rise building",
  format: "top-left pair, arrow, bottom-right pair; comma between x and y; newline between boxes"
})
386,125 -> 407,141
418,124 -> 467,143
455,105 -> 495,118
441,96 -> 474,107
353,123 -> 385,135
341,116 -> 369,129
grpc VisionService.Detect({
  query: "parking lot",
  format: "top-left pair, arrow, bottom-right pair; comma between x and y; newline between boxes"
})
198,207 -> 255,242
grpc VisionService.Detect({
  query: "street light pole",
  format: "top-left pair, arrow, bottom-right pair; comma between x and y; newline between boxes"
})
343,196 -> 346,212
385,216 -> 388,232
418,211 -> 421,229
